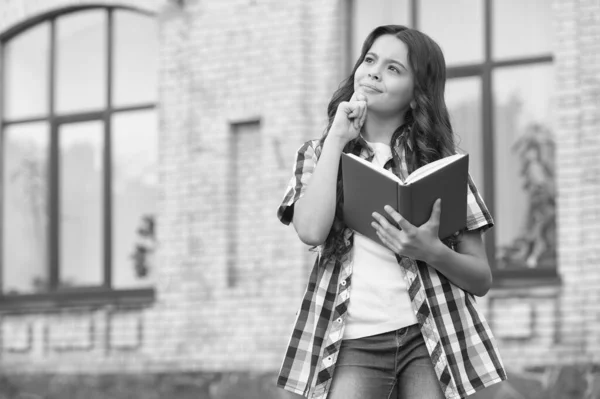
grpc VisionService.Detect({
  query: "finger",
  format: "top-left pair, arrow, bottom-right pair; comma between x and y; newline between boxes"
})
345,102 -> 359,118
383,205 -> 415,233
339,101 -> 353,116
352,102 -> 365,130
372,211 -> 400,236
374,228 -> 400,254
355,92 -> 367,103
354,108 -> 362,130
358,103 -> 367,128
359,103 -> 368,127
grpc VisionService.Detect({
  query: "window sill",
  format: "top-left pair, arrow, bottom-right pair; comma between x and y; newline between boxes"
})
0,287 -> 155,314
492,268 -> 561,289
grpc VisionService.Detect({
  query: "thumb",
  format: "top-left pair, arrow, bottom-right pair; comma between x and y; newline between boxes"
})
428,198 -> 442,227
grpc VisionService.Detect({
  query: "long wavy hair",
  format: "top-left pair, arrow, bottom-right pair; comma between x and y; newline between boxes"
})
318,25 -> 458,261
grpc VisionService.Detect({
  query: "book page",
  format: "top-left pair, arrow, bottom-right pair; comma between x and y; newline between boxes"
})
345,153 -> 404,184
404,153 -> 466,184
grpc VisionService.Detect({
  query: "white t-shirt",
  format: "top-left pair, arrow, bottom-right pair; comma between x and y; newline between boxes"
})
343,140 -> 418,340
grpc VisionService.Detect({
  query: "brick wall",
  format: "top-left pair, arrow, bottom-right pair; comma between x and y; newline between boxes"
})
553,0 -> 600,364
156,0 -> 346,372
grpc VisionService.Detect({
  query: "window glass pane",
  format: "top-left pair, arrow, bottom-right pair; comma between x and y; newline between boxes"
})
56,11 -> 106,114
112,110 -> 158,288
113,11 -> 158,107
493,64 -> 556,270
2,123 -> 50,294
4,23 -> 50,120
228,122 -> 261,286
493,0 -> 553,60
445,77 -> 484,194
419,0 -> 484,66
59,121 -> 104,287
352,0 -> 410,63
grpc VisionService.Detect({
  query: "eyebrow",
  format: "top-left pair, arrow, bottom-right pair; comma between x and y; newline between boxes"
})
366,52 -> 408,71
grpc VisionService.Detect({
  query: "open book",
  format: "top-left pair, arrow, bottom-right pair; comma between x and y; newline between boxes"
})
341,152 -> 469,244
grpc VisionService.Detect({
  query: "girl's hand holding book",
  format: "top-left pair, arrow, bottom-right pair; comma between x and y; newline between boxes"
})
371,199 -> 445,263
328,92 -> 367,145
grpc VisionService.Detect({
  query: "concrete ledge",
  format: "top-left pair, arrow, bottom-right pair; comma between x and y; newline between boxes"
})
0,372 -> 301,399
1,366 -> 598,399
471,365 -> 600,399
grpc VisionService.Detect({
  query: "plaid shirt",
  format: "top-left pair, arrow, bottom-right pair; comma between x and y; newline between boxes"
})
276,137 -> 507,399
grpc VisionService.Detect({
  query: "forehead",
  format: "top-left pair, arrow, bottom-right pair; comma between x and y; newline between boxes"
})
368,34 -> 409,62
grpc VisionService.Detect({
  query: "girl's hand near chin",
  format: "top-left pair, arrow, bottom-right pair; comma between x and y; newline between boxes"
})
328,92 -> 368,145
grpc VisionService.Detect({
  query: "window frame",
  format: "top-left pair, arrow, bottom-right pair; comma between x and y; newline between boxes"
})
346,0 -> 558,284
0,5 -> 157,309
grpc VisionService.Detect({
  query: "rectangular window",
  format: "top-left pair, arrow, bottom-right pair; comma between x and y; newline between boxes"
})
113,11 -> 158,107
55,10 -> 107,114
445,76 -> 484,192
349,0 -> 556,281
112,110 -> 158,288
493,64 -> 556,271
227,121 -> 261,287
351,0 -> 410,63
493,0 -> 553,60
58,121 -> 104,287
4,23 -> 50,120
2,123 -> 50,294
419,0 -> 484,66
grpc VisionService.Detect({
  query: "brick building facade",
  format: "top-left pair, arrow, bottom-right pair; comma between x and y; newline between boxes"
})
0,0 -> 598,398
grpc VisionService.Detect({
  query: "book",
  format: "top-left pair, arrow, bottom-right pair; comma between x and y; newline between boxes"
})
341,152 -> 469,244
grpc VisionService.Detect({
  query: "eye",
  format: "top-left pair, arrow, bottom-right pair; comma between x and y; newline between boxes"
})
388,65 -> 400,73
364,56 -> 374,63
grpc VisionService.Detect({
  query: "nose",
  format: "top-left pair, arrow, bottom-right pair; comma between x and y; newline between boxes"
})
368,72 -> 380,81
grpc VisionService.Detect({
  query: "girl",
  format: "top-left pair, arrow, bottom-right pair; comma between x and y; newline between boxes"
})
276,25 -> 506,399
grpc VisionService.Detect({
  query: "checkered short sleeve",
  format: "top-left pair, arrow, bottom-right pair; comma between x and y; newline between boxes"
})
277,140 -> 320,225
465,174 -> 494,232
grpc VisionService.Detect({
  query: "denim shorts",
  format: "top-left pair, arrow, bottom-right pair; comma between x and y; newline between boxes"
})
327,324 -> 445,399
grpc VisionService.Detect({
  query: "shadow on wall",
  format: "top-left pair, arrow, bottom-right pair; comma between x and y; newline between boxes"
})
0,366 -> 599,399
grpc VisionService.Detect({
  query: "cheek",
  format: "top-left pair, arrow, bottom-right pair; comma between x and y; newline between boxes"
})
386,89 -> 410,109
389,81 -> 413,104
354,66 -> 365,84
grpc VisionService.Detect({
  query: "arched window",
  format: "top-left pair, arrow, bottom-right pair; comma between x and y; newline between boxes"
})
0,6 -> 158,303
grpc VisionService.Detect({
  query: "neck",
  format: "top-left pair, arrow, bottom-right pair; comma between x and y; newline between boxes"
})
361,111 -> 406,144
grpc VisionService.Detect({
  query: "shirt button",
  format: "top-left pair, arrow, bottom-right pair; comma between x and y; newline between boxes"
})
336,318 -> 342,323
340,280 -> 346,286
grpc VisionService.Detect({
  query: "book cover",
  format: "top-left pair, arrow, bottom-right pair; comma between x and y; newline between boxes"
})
341,152 -> 469,245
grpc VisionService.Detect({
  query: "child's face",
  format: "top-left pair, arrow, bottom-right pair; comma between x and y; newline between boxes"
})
354,34 -> 415,117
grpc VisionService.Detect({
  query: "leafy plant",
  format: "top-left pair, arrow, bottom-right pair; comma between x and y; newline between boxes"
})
131,214 -> 156,278
497,123 -> 556,269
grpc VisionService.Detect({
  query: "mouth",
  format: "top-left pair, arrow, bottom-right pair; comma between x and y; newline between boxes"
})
359,83 -> 383,93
